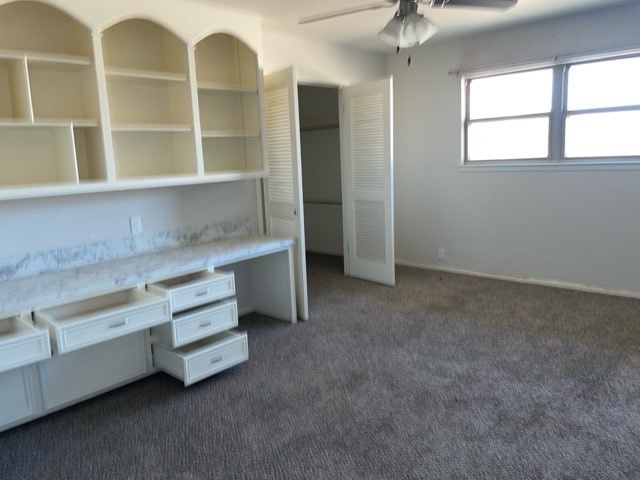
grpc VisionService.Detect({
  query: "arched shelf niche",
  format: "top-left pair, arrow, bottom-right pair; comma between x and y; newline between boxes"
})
194,32 -> 263,175
0,0 -> 105,188
101,18 -> 198,180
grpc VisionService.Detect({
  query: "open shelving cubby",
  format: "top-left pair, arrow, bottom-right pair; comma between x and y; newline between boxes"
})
0,1 -> 107,189
102,19 -> 198,181
195,33 -> 264,175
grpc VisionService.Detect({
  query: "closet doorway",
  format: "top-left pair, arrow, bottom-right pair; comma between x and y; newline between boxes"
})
297,85 -> 344,265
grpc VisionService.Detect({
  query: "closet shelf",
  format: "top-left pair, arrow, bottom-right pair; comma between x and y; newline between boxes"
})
106,67 -> 188,83
201,130 -> 260,138
111,123 -> 193,133
301,123 -> 340,131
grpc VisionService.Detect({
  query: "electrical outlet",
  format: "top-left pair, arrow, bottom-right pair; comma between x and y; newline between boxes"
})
438,247 -> 445,261
130,215 -> 142,235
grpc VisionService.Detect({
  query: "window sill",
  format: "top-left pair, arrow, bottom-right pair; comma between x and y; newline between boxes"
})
458,159 -> 640,173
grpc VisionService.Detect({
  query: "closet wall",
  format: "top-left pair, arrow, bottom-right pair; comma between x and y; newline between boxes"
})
298,86 -> 343,256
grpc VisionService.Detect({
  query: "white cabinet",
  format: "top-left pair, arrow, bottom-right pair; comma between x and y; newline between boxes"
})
195,33 -> 265,176
0,316 -> 50,374
149,269 -> 247,386
0,2 -> 268,200
0,366 -> 40,430
0,2 -> 107,190
38,332 -> 148,410
102,19 -> 199,181
34,289 -> 169,354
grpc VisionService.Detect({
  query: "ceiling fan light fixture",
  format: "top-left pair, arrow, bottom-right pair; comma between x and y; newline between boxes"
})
378,11 -> 438,48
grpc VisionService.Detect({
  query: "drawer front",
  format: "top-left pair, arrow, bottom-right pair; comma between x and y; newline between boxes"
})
185,334 -> 248,386
0,332 -> 50,374
173,301 -> 238,347
171,274 -> 235,313
59,302 -> 168,354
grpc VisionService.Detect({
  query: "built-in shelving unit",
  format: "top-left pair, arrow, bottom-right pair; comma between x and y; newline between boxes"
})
102,19 -> 198,181
0,2 -> 267,199
0,2 -> 105,189
195,34 -> 264,175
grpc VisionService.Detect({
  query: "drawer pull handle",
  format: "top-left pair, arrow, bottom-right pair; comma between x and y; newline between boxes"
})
109,318 -> 129,329
195,289 -> 209,297
199,321 -> 212,328
210,355 -> 224,364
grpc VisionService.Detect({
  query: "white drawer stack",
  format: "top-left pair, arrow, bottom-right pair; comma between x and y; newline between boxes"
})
147,270 -> 248,386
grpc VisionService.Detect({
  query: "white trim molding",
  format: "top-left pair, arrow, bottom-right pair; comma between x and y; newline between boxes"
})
396,259 -> 640,300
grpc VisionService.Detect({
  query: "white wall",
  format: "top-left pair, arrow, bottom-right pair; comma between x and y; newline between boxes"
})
262,31 -> 387,86
0,182 -> 259,257
390,2 -> 640,295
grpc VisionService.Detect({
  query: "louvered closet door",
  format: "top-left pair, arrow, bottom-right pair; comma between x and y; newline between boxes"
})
264,67 -> 308,321
340,77 -> 395,286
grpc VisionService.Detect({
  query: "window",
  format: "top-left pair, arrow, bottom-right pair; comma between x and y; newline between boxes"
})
463,53 -> 640,165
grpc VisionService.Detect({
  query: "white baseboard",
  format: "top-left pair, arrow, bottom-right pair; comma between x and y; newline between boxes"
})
395,259 -> 640,300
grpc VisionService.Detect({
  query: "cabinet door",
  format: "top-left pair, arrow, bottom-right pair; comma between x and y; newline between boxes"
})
39,332 -> 147,410
0,366 -> 40,430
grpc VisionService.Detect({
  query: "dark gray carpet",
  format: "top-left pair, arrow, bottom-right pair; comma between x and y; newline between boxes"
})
2,253 -> 640,479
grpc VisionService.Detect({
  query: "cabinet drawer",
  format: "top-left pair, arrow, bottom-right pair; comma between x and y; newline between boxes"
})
0,317 -> 50,374
147,270 -> 235,314
34,289 -> 169,355
153,331 -> 248,386
153,299 -> 238,348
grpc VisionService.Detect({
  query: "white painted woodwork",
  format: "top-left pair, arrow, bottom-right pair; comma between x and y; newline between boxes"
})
34,289 -> 169,355
152,299 -> 238,349
38,332 -> 148,410
0,2 -> 268,200
264,67 -> 309,320
153,331 -> 248,387
0,240 -> 296,431
0,316 -> 50,374
0,366 -> 40,430
248,248 -> 297,323
195,33 -> 265,176
147,270 -> 235,314
340,77 -> 395,286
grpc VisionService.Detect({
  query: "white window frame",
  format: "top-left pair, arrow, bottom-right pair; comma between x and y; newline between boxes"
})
461,50 -> 640,171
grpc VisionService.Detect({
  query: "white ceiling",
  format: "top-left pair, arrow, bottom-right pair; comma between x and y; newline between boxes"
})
190,0 -> 634,53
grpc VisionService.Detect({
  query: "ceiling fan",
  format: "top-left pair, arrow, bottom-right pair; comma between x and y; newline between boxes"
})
299,0 -> 518,49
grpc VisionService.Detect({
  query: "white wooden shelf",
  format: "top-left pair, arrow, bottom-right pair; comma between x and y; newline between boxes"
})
0,3 -> 267,199
106,67 -> 188,83
28,54 -> 92,67
197,81 -> 257,93
201,129 -> 260,138
111,123 -> 192,133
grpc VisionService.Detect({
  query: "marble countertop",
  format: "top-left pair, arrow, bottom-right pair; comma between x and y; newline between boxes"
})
0,235 -> 294,317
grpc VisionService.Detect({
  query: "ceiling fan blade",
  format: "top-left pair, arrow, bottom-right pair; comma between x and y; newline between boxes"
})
299,1 -> 398,25
427,0 -> 517,9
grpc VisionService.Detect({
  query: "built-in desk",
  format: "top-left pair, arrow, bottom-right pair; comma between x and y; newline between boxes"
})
0,235 -> 296,432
